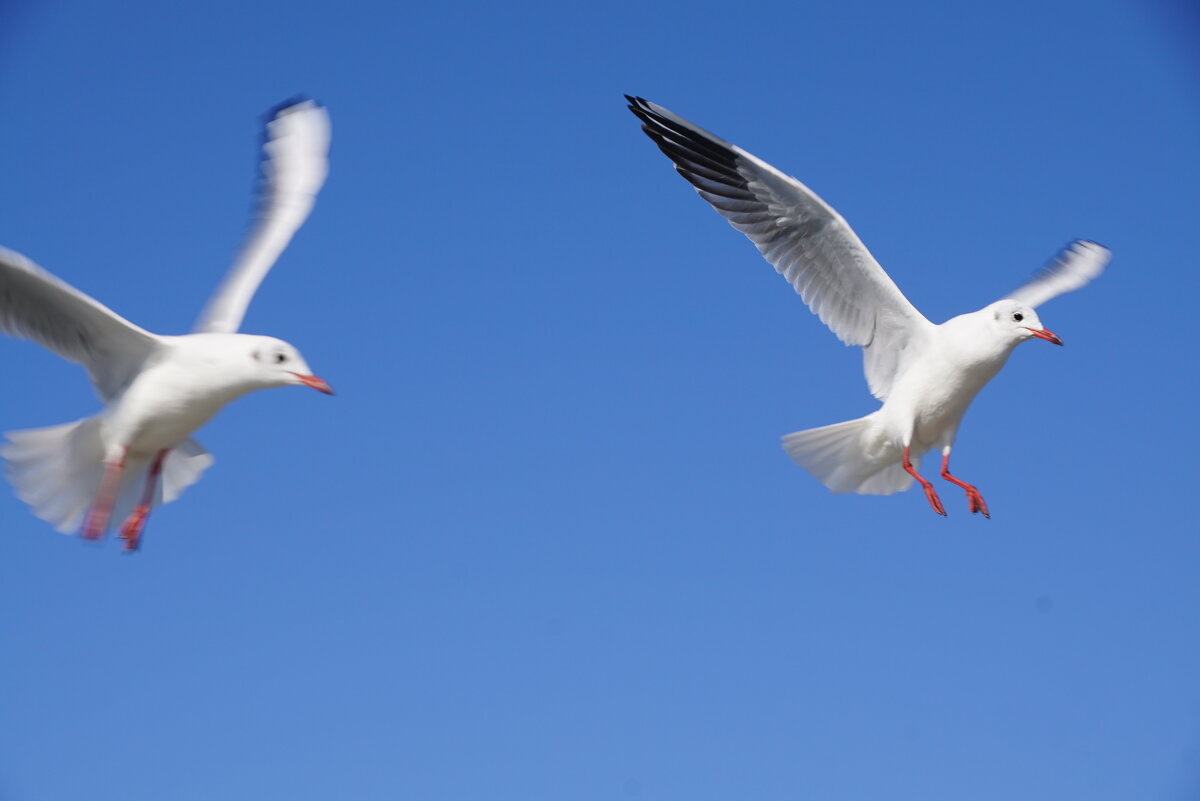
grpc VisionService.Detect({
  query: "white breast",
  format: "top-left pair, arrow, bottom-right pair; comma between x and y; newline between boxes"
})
878,321 -> 1016,450
99,337 -> 261,457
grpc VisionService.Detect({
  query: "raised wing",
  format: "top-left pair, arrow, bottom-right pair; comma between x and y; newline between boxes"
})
0,246 -> 160,401
1007,240 -> 1110,309
626,96 -> 931,400
193,98 -> 330,334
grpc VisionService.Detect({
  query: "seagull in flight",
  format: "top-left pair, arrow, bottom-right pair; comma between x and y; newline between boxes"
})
0,98 -> 334,550
626,95 -> 1109,517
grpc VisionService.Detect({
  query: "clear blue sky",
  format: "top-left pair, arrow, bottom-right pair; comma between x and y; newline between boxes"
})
1,0 -> 1198,798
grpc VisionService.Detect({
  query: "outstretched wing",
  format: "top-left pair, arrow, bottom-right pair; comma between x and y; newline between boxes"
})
0,246 -> 160,401
1006,240 -> 1110,309
626,96 -> 932,401
193,98 -> 331,334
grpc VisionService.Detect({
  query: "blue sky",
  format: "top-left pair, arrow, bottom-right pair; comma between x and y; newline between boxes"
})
1,0 -> 1198,798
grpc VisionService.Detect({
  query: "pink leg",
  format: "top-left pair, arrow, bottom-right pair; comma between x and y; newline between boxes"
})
119,450 -> 167,552
940,451 -> 990,518
81,449 -> 127,541
903,446 -> 946,517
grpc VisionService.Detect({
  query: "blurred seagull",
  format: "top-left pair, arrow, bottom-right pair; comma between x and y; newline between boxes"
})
626,95 -> 1109,517
0,98 -> 333,549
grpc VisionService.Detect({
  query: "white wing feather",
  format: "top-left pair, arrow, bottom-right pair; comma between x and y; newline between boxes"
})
0,246 -> 160,401
1006,240 -> 1110,309
627,96 -> 932,401
193,98 -> 330,334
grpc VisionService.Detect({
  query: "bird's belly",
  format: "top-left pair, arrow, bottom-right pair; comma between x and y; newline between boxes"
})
886,358 -> 1003,449
103,371 -> 238,458
911,389 -> 975,446
124,402 -> 222,455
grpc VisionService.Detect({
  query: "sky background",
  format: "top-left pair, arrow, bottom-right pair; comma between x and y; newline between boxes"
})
1,0 -> 1199,798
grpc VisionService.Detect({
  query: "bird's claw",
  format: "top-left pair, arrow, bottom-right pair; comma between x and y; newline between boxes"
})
79,510 -> 109,541
922,485 -> 947,517
965,489 -> 990,519
119,506 -> 149,552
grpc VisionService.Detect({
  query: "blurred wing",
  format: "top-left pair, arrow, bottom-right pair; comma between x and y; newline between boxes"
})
626,96 -> 931,400
1006,240 -> 1110,309
193,98 -> 330,334
0,246 -> 160,401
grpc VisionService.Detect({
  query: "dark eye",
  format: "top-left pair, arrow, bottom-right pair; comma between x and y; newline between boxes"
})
1013,313 -> 1024,322
275,353 -> 287,364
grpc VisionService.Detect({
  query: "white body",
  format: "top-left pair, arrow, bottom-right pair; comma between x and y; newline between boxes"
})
3,330 -> 324,533
883,313 -> 1015,455
103,335 -> 282,459
780,308 -> 1027,496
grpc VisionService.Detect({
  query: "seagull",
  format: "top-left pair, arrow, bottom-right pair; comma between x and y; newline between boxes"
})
626,95 -> 1109,517
0,98 -> 334,550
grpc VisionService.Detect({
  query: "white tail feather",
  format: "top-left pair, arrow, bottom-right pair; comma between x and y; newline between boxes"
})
161,439 -> 214,503
782,414 -> 916,496
3,418 -> 214,534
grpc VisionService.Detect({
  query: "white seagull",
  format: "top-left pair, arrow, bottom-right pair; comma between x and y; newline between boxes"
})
0,98 -> 334,550
627,95 -> 1109,517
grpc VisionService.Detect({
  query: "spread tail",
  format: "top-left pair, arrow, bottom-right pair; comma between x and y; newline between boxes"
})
781,414 -> 915,495
2,418 -> 215,534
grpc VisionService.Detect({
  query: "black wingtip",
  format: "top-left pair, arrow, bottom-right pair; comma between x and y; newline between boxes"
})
625,95 -> 662,121
623,96 -> 742,177
625,94 -> 648,120
262,95 -> 323,123
1056,239 -> 1111,265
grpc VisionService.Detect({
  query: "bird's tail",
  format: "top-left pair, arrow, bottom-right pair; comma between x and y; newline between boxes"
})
2,418 -> 214,534
781,413 -> 914,496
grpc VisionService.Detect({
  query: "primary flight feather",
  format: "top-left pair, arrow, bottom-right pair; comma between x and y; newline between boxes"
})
0,98 -> 334,550
626,95 -> 1109,516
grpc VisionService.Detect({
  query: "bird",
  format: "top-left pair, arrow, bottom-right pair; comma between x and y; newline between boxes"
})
626,95 -> 1109,517
0,98 -> 334,550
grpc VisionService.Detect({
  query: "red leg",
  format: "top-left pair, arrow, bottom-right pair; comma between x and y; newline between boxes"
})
81,449 -> 127,541
940,451 -> 990,518
903,446 -> 946,517
120,450 -> 167,552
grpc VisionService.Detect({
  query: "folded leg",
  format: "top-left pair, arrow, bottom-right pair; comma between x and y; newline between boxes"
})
903,446 -> 945,517
940,447 -> 989,518
80,448 -> 127,540
119,450 -> 168,552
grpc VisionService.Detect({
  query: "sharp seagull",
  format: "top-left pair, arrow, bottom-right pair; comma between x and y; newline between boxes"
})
626,95 -> 1109,517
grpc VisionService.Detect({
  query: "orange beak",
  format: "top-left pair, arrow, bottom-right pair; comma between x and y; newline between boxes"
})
291,373 -> 335,394
1025,327 -> 1063,346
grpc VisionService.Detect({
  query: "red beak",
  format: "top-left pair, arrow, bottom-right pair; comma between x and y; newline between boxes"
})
291,373 -> 335,394
1025,327 -> 1063,346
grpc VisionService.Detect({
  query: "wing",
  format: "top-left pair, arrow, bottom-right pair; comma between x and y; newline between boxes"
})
626,96 -> 931,401
193,98 -> 331,334
1006,240 -> 1110,309
0,246 -> 160,401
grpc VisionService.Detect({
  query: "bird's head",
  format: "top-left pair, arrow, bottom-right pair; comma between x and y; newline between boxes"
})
247,336 -> 334,394
989,300 -> 1062,347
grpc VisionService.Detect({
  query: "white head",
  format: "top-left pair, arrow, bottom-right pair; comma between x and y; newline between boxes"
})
987,300 -> 1063,347
244,336 -> 334,394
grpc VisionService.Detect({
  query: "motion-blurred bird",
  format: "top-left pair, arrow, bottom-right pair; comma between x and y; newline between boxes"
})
626,95 -> 1109,517
0,98 -> 334,550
